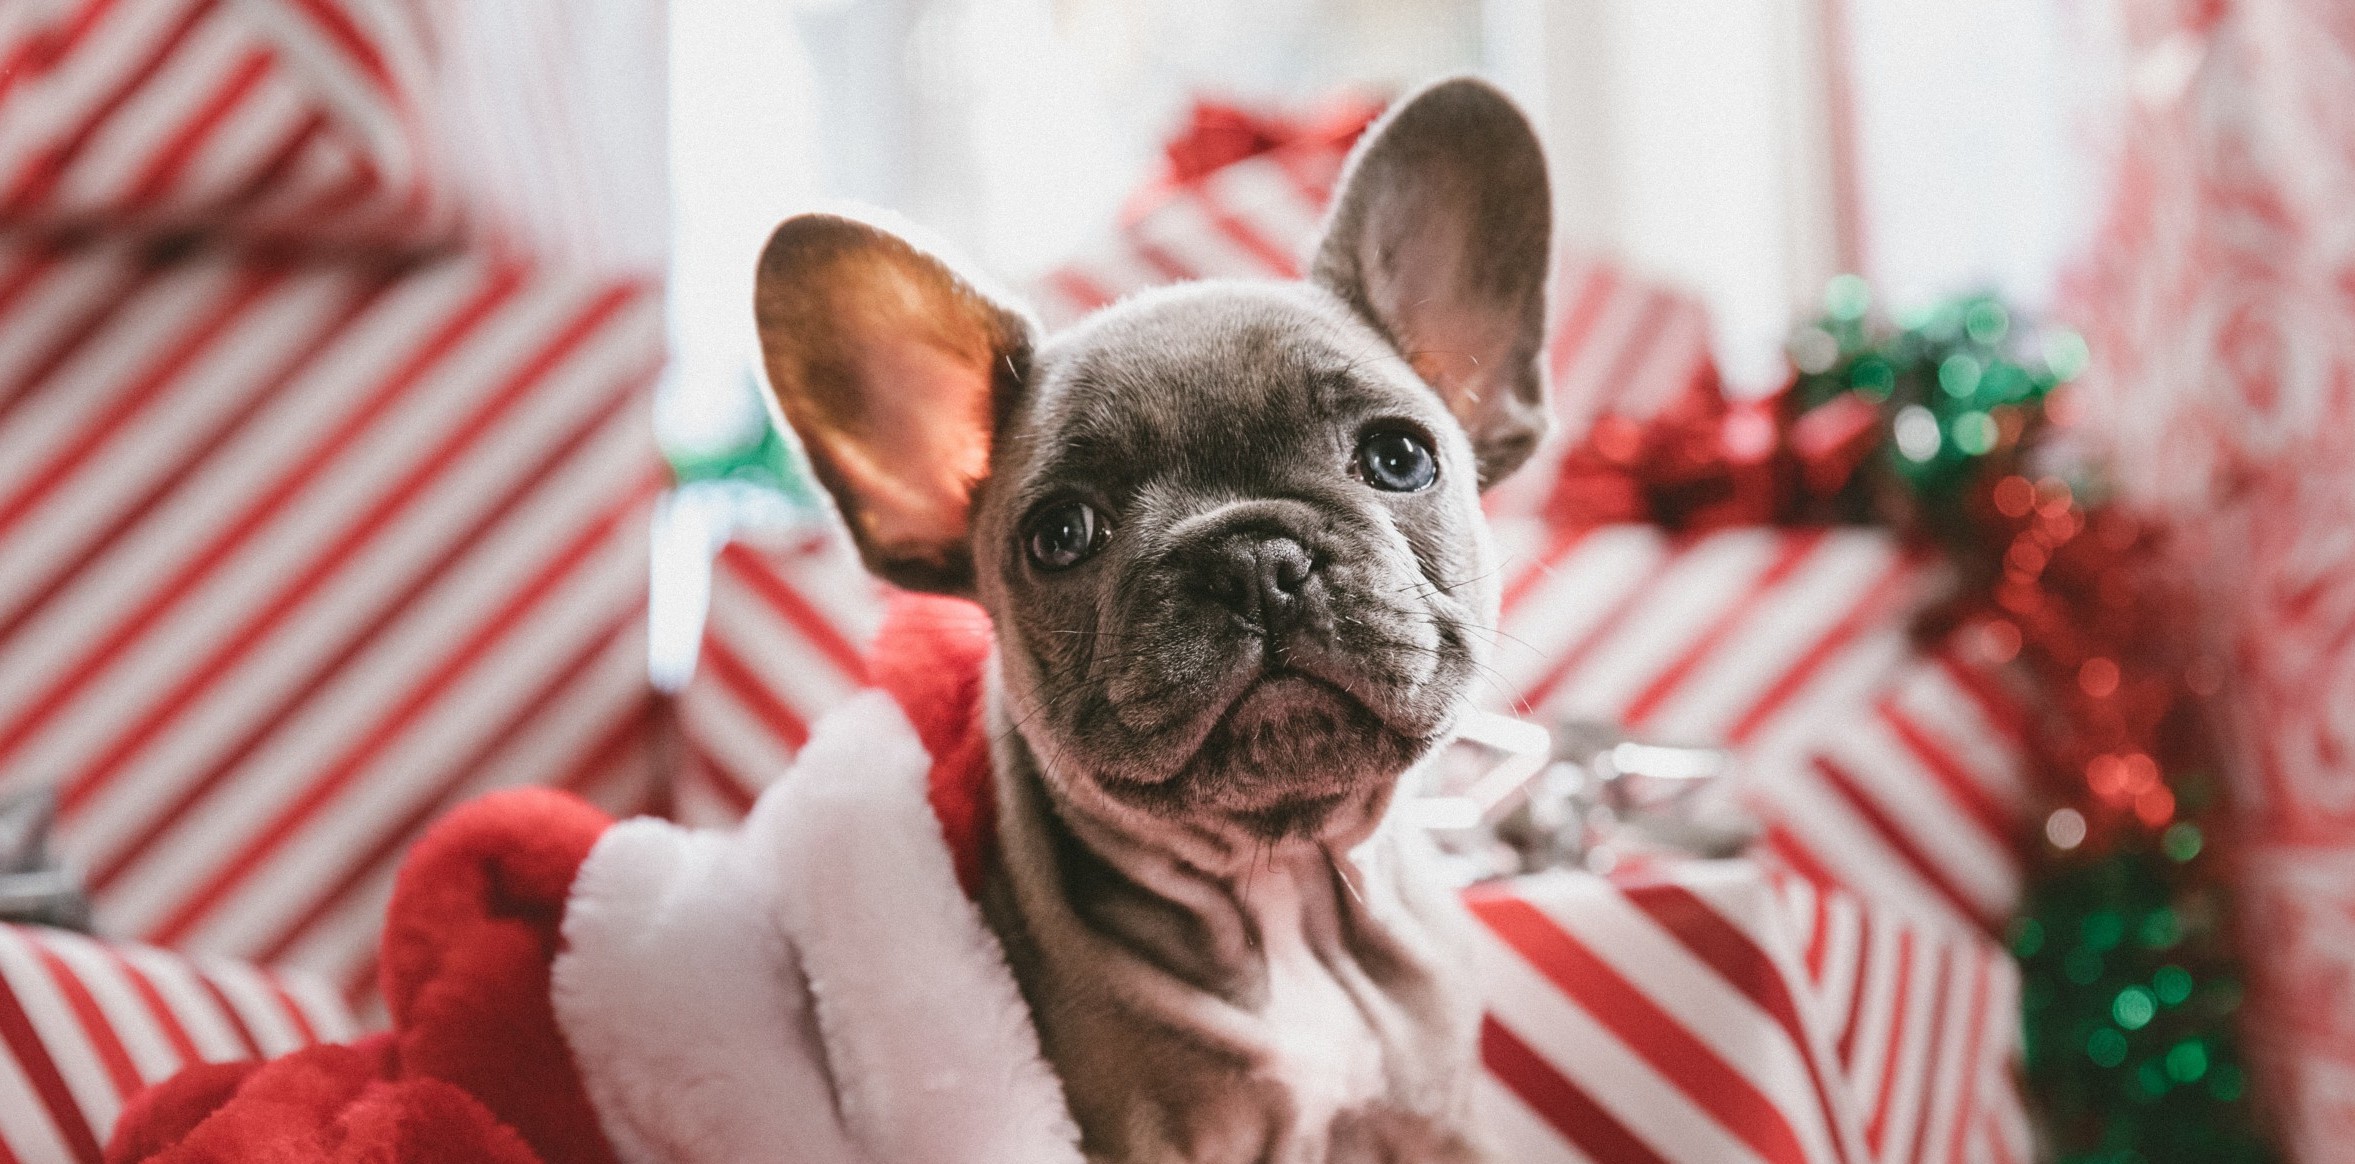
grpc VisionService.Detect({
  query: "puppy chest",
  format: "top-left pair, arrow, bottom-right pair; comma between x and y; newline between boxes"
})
1247,874 -> 1395,1124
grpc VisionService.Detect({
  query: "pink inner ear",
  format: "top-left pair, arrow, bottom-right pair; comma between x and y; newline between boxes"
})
1370,217 -> 1519,423
833,332 -> 997,563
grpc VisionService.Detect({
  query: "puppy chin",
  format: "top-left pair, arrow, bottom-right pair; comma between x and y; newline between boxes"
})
1137,672 -> 1427,842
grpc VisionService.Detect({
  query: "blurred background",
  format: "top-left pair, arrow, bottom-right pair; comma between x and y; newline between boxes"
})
3,1 -> 2353,1161
661,0 -> 2116,457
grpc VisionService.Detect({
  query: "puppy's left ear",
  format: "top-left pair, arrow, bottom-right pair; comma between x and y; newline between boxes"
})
1313,77 -> 1553,488
755,212 -> 1034,593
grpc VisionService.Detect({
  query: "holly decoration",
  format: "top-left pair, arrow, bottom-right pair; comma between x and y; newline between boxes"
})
1787,277 -> 2274,1163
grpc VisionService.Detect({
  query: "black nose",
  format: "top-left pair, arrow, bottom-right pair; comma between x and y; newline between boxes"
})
1202,535 -> 1316,633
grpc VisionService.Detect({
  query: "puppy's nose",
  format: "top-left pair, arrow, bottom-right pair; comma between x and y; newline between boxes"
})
1203,536 -> 1315,633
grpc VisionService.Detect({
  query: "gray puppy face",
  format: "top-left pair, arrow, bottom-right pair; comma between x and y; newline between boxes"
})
755,77 -> 1552,848
972,283 -> 1497,839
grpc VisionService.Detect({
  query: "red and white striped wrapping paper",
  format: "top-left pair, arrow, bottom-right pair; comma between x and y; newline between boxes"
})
0,922 -> 358,1163
671,527 -> 884,827
0,0 -> 454,249
1486,519 -> 2037,933
1473,862 -> 2029,1164
1030,140 -> 1345,328
0,235 -> 669,1005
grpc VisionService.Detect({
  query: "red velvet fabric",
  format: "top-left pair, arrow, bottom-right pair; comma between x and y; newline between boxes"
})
872,593 -> 997,899
378,786 -> 621,1164
103,1033 -> 545,1164
106,595 -> 1000,1161
107,789 -> 617,1164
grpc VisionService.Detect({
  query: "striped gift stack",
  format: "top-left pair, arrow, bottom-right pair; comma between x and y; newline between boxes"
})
1027,98 -> 1373,328
1,0 -> 456,248
1485,519 -> 2036,935
0,0 -> 668,1050
1028,96 -> 1713,528
1475,865 -> 2030,1164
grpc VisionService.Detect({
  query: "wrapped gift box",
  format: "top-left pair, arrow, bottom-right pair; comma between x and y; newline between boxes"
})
1473,862 -> 2030,1164
0,0 -> 454,248
1027,100 -> 1364,327
0,922 -> 359,1162
0,235 -> 669,1003
671,526 -> 883,827
1487,518 -> 2037,933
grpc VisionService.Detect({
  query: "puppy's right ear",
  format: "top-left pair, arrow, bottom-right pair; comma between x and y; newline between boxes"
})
755,213 -> 1034,593
1313,77 -> 1552,489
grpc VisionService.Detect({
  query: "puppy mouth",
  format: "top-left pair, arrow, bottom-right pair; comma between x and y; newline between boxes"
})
1107,664 -> 1424,837
1226,669 -> 1353,721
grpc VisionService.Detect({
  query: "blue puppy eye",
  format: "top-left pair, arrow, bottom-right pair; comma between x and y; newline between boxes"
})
1357,429 -> 1437,492
1026,500 -> 1105,570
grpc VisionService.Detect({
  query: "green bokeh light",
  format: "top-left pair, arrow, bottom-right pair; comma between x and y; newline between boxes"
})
2043,328 -> 2091,380
2167,1041 -> 2210,1083
2084,911 -> 2127,952
1849,357 -> 1895,400
2163,823 -> 2204,862
2114,986 -> 2156,1030
1953,410 -> 1999,455
2153,965 -> 2193,1006
2088,1027 -> 2129,1068
1965,300 -> 2011,345
2011,916 -> 2046,959
1940,354 -> 1984,397
1982,362 -> 2031,402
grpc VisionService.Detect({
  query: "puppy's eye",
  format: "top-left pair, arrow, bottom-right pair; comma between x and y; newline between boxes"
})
1026,500 -> 1106,571
1356,429 -> 1437,492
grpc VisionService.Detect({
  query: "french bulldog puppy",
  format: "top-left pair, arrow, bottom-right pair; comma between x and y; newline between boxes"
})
752,76 -> 1552,1164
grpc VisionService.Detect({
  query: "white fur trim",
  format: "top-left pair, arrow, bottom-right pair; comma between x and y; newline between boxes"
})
554,692 -> 1083,1164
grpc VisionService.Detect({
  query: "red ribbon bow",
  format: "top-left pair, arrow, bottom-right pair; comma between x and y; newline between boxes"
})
1545,372 -> 1885,534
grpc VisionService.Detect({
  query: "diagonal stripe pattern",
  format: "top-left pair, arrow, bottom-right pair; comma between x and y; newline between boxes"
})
0,922 -> 359,1163
0,235 -> 669,1006
0,0 -> 453,248
1484,518 -> 2035,935
671,529 -> 884,826
1472,865 -> 2028,1164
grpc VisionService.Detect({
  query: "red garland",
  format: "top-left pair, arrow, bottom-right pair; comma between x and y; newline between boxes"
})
1545,370 -> 2224,842
1542,374 -> 1883,535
